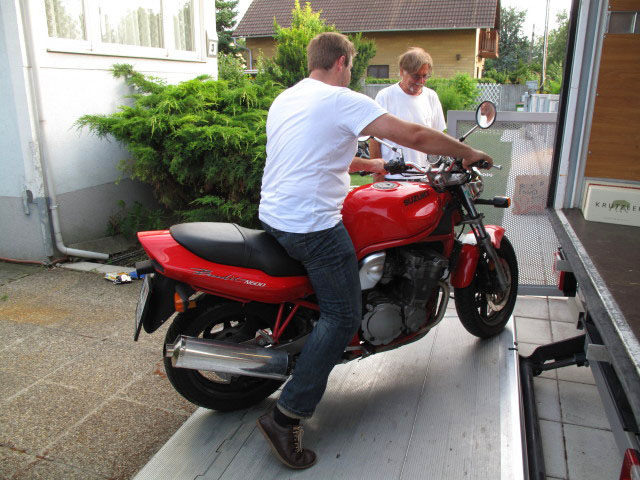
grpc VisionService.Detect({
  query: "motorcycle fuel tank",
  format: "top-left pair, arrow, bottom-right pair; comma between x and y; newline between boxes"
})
342,181 -> 444,257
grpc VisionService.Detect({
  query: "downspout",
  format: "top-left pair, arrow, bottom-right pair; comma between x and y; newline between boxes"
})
231,37 -> 253,69
19,2 -> 108,261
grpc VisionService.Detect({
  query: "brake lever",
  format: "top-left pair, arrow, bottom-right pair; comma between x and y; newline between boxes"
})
473,160 -> 503,170
472,166 -> 493,177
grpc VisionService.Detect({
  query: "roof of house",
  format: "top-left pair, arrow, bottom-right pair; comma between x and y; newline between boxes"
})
233,0 -> 500,38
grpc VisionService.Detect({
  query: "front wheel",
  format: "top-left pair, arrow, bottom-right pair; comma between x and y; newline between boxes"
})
454,236 -> 519,338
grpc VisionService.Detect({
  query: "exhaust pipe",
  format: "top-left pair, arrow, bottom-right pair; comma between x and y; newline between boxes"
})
165,335 -> 290,380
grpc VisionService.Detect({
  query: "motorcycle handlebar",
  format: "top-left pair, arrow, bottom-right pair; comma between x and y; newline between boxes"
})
384,158 -> 413,174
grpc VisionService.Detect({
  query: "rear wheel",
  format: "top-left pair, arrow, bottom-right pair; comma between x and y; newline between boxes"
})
164,300 -> 285,411
454,236 -> 518,338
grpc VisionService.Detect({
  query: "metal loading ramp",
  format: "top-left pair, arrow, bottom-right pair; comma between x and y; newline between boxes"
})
134,313 -> 524,480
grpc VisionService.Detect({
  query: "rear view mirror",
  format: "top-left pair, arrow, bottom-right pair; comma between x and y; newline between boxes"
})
476,101 -> 497,129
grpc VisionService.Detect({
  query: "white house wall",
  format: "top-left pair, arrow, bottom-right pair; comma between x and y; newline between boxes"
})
0,0 -> 218,261
1,0 -> 53,260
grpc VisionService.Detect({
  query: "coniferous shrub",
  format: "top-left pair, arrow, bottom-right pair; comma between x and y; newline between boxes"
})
77,64 -> 282,230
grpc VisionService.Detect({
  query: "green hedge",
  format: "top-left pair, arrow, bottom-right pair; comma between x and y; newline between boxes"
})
77,64 -> 281,233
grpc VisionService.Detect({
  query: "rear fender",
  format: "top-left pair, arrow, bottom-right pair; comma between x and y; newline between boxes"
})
450,225 -> 505,289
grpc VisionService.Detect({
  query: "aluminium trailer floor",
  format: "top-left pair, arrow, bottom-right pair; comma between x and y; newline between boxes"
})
134,311 -> 524,480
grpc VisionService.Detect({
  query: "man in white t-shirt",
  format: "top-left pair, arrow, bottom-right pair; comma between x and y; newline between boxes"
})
257,32 -> 492,470
370,48 -> 446,180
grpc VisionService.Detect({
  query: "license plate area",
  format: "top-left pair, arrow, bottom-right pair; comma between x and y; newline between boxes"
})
134,274 -> 153,341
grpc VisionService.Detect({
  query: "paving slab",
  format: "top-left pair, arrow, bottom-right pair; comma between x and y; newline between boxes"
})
0,263 -> 193,479
534,377 -> 562,423
45,398 -> 190,480
515,316 -> 552,344
60,262 -> 132,275
0,262 -> 43,287
550,321 -> 583,343
556,364 -> 596,385
558,381 -> 610,430
0,382 -> 104,453
548,297 -> 576,323
564,424 -> 621,480
514,296 -> 549,319
539,420 -> 567,479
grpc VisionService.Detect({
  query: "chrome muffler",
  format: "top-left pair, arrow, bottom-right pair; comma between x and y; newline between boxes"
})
165,335 -> 290,380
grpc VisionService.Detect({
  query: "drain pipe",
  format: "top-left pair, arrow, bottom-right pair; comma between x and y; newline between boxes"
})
20,2 -> 109,261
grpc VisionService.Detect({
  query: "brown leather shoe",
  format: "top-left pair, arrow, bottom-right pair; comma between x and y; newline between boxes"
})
256,410 -> 317,469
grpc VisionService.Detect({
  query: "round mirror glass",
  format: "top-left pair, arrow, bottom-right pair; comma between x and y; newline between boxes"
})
476,101 -> 497,129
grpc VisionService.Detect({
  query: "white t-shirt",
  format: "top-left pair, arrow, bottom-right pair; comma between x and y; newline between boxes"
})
259,78 -> 386,233
374,83 -> 446,171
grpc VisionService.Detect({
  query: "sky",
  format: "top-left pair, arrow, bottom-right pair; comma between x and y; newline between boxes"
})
501,0 -> 572,36
235,0 -> 572,37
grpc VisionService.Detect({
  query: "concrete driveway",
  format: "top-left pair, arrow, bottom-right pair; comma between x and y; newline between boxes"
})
0,262 -> 196,479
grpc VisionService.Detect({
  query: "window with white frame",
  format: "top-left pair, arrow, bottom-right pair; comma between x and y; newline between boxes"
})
44,0 -> 200,59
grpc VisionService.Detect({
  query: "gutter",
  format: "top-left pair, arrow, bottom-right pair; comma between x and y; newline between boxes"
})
233,26 -> 496,39
19,2 -> 109,261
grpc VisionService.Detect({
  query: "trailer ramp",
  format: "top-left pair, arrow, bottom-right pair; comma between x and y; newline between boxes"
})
134,314 -> 524,480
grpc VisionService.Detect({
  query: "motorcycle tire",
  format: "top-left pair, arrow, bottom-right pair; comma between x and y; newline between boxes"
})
454,236 -> 519,339
163,300 -> 284,411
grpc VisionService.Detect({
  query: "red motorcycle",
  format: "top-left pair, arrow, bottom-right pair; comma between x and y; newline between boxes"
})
134,101 -> 518,411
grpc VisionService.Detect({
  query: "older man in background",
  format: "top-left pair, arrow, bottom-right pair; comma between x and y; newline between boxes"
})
371,47 -> 446,180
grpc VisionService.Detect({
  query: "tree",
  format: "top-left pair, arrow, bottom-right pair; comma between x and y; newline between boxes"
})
485,6 -> 530,74
348,33 -> 376,91
258,1 -> 377,90
216,0 -> 239,55
259,1 -> 333,87
546,10 -> 569,66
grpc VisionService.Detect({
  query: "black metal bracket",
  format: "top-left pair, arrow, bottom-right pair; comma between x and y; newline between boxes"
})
519,334 -> 587,480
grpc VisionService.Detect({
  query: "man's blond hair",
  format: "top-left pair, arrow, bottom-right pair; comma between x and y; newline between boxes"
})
398,47 -> 433,74
307,32 -> 356,71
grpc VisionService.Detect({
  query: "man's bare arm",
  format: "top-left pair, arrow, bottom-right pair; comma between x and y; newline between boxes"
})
361,113 -> 492,169
349,156 -> 386,174
369,138 -> 382,160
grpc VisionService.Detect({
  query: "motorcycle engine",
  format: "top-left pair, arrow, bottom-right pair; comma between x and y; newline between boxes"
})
361,247 -> 448,346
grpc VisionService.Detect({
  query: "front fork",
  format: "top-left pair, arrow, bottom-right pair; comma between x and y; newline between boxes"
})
458,184 -> 510,292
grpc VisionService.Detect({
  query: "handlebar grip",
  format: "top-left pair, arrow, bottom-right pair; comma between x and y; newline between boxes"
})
473,160 -> 491,170
384,159 -> 409,174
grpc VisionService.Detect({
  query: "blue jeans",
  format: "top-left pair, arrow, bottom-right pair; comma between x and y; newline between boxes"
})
262,221 -> 362,419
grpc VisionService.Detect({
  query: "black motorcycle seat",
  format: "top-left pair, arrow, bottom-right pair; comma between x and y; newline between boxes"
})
169,222 -> 307,277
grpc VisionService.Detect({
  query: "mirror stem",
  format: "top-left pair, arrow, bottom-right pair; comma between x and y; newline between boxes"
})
459,124 -> 479,142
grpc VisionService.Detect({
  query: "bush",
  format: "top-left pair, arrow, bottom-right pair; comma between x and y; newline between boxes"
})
449,74 -> 479,108
218,52 -> 248,87
425,74 -> 478,119
434,85 -> 465,119
482,68 -> 509,84
543,61 -> 563,94
77,64 -> 282,229
365,77 -> 397,84
107,200 -> 169,238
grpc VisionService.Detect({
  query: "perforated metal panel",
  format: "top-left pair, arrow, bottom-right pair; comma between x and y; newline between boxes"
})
456,117 -> 559,288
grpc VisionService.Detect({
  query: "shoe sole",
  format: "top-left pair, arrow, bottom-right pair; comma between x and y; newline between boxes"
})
256,419 -> 318,470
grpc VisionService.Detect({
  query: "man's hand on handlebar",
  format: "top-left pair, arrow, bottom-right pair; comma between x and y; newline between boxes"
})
462,149 -> 493,171
349,156 -> 386,174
